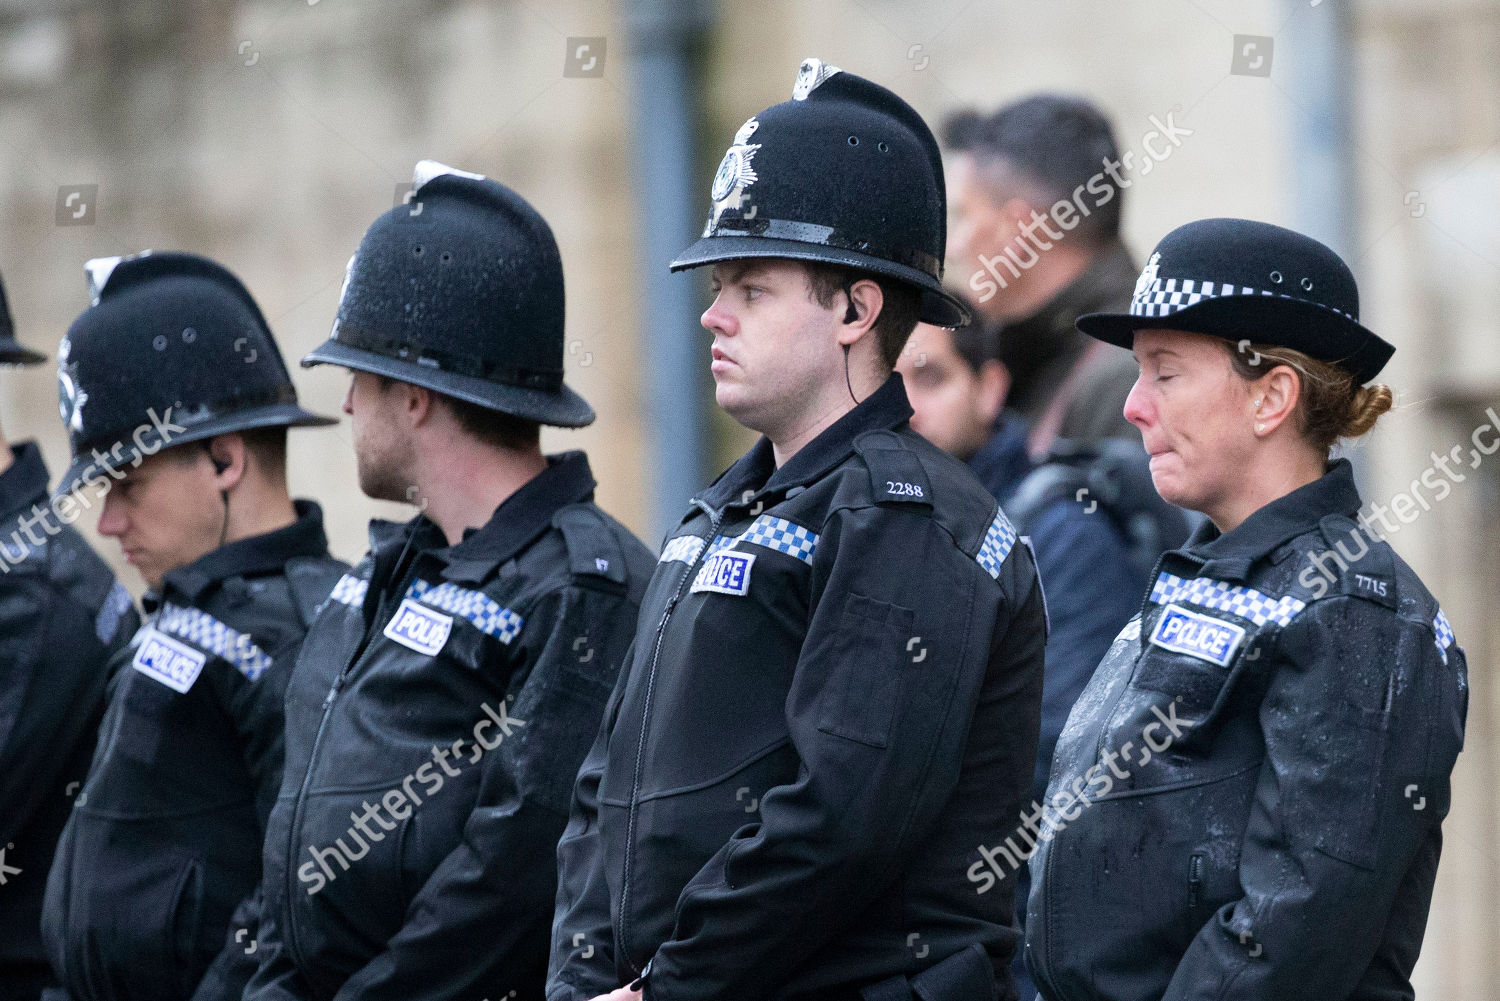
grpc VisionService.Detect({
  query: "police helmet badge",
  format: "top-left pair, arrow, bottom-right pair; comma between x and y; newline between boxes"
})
707,117 -> 762,231
1132,252 -> 1162,309
56,336 -> 87,434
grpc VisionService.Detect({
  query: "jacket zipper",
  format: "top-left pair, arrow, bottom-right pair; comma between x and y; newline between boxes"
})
1031,836 -> 1071,1001
615,500 -> 725,978
1188,851 -> 1204,925
1031,553 -> 1171,1001
282,568 -> 406,989
1094,552 -> 1169,766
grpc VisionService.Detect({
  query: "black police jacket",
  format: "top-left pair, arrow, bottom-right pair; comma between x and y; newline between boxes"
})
245,452 -> 652,1001
1026,460 -> 1468,1001
548,376 -> 1048,1001
0,443 -> 138,1001
41,501 -> 346,1001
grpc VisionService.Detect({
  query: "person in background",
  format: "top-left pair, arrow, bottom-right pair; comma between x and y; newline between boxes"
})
897,315 -> 1141,1001
0,270 -> 138,1001
943,94 -> 1139,457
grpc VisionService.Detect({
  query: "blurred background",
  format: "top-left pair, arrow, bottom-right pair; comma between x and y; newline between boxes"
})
0,0 -> 1493,993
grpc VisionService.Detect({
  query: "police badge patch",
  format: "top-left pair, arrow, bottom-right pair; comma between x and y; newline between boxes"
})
691,549 -> 755,597
132,627 -> 207,694
383,597 -> 454,656
1149,603 -> 1246,668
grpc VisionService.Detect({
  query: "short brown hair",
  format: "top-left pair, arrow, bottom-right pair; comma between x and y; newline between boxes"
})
440,394 -> 541,452
1226,342 -> 1393,456
165,426 -> 287,479
801,263 -> 922,371
372,374 -> 542,452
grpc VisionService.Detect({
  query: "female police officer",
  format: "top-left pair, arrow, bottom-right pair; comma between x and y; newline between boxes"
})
1025,218 -> 1467,1001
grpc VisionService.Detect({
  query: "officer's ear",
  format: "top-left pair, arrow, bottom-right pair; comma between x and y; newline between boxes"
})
205,435 -> 247,490
837,278 -> 883,346
1249,363 -> 1301,438
400,381 -> 437,429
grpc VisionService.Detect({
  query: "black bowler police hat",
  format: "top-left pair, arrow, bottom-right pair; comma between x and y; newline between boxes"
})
0,270 -> 46,365
671,58 -> 971,329
1077,218 -> 1395,383
56,251 -> 336,496
303,160 -> 594,428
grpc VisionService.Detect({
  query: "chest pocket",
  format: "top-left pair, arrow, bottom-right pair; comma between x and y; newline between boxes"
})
817,592 -> 917,748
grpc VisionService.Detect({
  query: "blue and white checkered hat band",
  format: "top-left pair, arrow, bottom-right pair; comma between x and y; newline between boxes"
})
407,579 -> 524,644
1433,609 -> 1455,663
1150,572 -> 1307,628
156,602 -> 273,682
1131,276 -> 1356,321
975,510 -> 1018,580
328,573 -> 369,608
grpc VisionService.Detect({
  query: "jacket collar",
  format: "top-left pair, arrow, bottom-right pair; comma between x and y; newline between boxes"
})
1176,459 -> 1364,581
367,451 -> 598,585
158,499 -> 332,605
0,442 -> 50,522
698,374 -> 914,511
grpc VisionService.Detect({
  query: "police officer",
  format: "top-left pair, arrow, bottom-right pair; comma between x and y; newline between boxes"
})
549,60 -> 1048,1001
1026,219 -> 1468,1000
0,273 -> 138,1001
40,251 -> 348,1001
244,161 -> 653,1001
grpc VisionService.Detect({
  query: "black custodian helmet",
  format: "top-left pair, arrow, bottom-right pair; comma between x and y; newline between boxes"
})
671,58 -> 970,329
302,160 -> 594,428
56,251 -> 336,495
0,269 -> 45,365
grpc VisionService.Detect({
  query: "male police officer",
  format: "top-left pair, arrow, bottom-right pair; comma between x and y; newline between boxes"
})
549,60 -> 1048,1001
244,162 -> 652,1001
0,273 -> 138,1001
40,251 -> 347,1001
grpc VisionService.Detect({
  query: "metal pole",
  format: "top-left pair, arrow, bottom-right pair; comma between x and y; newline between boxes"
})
625,0 -> 714,541
1282,0 -> 1357,259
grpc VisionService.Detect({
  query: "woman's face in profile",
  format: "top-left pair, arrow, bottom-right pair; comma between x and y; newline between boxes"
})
1124,328 -> 1260,514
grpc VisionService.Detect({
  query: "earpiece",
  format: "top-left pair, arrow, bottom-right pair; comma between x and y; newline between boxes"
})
842,283 -> 859,324
211,454 -> 230,475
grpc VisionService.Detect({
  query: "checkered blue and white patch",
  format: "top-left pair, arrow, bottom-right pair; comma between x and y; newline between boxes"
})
327,573 -> 369,608
1433,609 -> 1455,664
1149,572 -> 1306,628
155,602 -> 273,682
659,535 -> 707,565
1130,276 -> 1356,321
729,515 -> 820,564
408,579 -> 524,644
975,510 -> 1018,580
